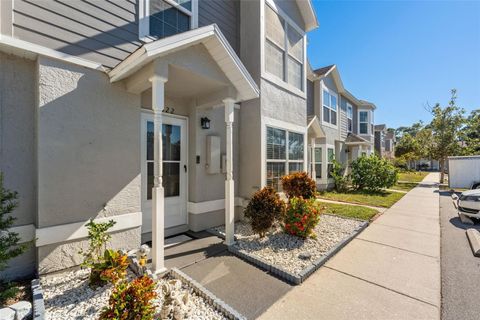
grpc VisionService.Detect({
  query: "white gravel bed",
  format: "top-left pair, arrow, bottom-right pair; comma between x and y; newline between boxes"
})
42,269 -> 227,320
212,215 -> 364,276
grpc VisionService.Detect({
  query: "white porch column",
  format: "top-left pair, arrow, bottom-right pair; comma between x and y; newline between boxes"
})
224,98 -> 235,246
151,75 -> 167,273
310,138 -> 316,180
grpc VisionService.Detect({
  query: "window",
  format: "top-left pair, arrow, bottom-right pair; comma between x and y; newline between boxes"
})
359,111 -> 369,134
140,0 -> 196,40
347,103 -> 353,132
322,89 -> 337,126
327,148 -> 335,178
265,4 -> 304,90
266,126 -> 304,191
313,147 -> 322,179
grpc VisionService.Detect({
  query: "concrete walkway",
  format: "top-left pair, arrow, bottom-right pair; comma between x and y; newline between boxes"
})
259,172 -> 441,320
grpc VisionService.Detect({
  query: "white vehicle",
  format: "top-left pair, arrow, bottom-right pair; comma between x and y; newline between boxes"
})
452,189 -> 480,219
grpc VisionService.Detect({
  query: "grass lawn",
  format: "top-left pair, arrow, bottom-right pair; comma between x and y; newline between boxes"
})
390,182 -> 419,192
317,190 -> 406,208
318,201 -> 379,221
398,171 -> 429,183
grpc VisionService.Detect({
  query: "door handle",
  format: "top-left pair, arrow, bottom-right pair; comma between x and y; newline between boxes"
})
184,165 -> 187,173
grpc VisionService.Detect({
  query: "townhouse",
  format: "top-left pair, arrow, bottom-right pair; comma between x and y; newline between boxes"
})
0,0 -> 319,278
306,65 -> 375,189
0,0 -> 378,279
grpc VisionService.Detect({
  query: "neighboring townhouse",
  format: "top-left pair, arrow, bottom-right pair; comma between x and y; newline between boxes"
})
306,64 -> 375,189
375,124 -> 396,159
374,124 -> 387,157
384,130 -> 396,159
0,0 -> 318,279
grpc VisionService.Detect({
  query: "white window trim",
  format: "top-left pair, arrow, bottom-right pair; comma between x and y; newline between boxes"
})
346,102 -> 353,133
326,144 -> 335,181
321,84 -> 338,128
262,0 -> 307,97
261,117 -> 308,188
313,145 -> 322,180
139,0 -> 198,42
358,109 -> 371,135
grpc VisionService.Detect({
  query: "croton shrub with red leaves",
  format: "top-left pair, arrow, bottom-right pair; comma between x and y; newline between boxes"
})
283,197 -> 323,239
100,275 -> 157,320
281,172 -> 316,200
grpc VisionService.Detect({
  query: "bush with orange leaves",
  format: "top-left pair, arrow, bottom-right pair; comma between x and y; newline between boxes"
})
281,172 -> 316,200
100,275 -> 157,320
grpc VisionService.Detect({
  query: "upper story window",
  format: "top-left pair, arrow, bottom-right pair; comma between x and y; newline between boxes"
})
322,89 -> 337,126
264,4 -> 305,91
359,110 -> 369,135
139,0 -> 197,41
347,103 -> 353,132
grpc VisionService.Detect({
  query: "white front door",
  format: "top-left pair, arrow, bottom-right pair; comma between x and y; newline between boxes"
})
141,112 -> 188,232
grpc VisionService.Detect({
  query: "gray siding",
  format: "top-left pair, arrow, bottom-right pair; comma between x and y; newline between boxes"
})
339,96 -> 348,140
12,0 -> 142,68
199,0 -> 239,54
306,79 -> 314,116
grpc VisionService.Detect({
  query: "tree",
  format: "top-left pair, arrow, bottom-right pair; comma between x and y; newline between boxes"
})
428,89 -> 465,183
0,173 -> 28,272
395,133 -> 420,168
460,109 -> 480,155
395,121 -> 424,140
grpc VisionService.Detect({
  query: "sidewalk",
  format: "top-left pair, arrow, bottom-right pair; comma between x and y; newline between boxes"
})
259,172 -> 441,320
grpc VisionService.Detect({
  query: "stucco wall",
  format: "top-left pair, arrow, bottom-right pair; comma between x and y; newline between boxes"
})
260,80 -> 306,127
238,99 -> 262,198
240,0 -> 261,84
38,227 -> 141,274
0,52 -> 36,226
191,107 -> 240,202
36,56 -> 142,272
0,52 -> 36,279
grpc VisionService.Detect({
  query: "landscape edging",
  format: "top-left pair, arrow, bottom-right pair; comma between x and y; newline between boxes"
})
225,219 -> 369,285
128,255 -> 246,320
31,279 -> 45,320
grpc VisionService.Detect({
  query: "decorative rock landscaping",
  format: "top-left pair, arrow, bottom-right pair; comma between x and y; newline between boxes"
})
0,301 -> 32,320
211,214 -> 368,284
40,267 -> 243,320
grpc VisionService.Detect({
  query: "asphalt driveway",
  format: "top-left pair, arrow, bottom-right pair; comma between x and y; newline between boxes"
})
440,191 -> 480,320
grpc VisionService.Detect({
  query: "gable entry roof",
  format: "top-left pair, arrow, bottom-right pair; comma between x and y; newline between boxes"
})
296,0 -> 319,32
109,24 -> 259,102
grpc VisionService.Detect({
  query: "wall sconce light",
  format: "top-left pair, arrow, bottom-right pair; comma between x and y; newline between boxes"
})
345,148 -> 350,153
201,117 -> 211,129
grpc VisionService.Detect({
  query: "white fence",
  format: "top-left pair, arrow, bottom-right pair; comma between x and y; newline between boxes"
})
448,155 -> 480,188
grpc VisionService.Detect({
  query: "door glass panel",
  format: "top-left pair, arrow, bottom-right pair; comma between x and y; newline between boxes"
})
163,163 -> 180,197
147,162 -> 153,200
163,124 -> 181,161
147,121 -> 154,161
146,121 -> 182,199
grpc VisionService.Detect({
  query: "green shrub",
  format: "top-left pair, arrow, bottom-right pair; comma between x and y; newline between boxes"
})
330,160 -> 349,192
79,219 -> 118,287
100,275 -> 157,320
281,172 -> 316,199
350,155 -> 398,192
89,249 -> 129,287
283,197 -> 323,239
0,173 -> 29,272
244,187 -> 285,237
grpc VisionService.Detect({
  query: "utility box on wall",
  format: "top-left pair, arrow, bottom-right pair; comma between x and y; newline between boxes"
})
206,135 -> 221,174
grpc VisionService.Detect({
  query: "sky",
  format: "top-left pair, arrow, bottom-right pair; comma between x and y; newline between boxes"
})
307,0 -> 480,129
